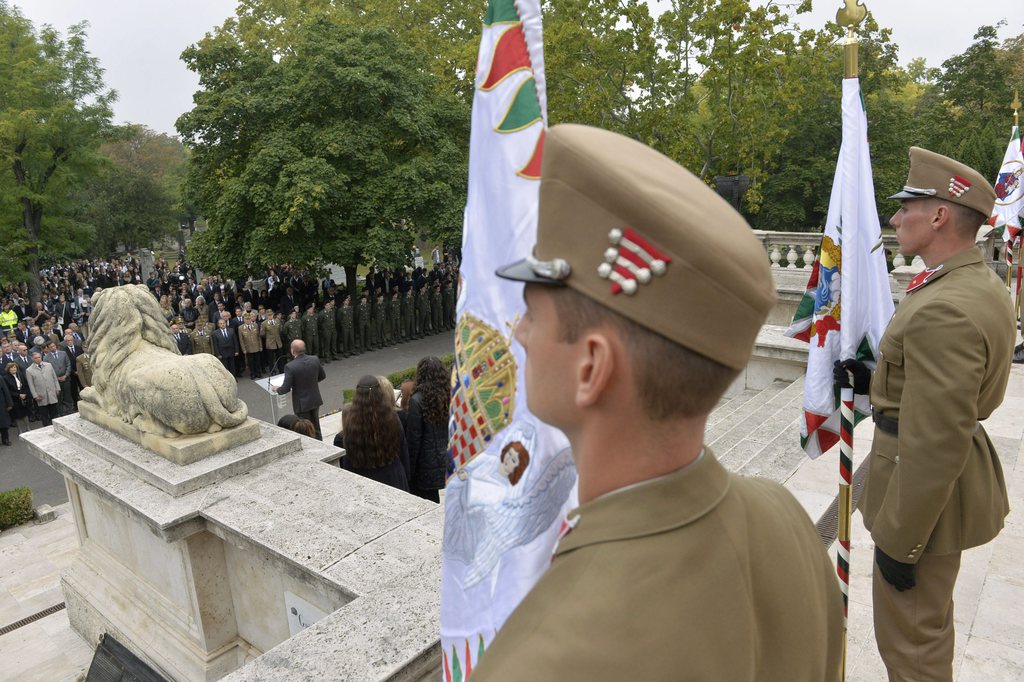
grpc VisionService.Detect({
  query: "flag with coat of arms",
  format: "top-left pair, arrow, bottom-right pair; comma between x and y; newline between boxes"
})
785,78 -> 895,458
440,0 -> 577,679
989,126 -> 1024,269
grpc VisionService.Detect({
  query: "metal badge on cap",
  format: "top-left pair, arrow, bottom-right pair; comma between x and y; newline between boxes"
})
526,253 -> 571,281
597,227 -> 672,295
948,175 -> 971,198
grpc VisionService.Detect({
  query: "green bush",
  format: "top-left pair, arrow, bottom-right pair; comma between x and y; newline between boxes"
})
0,487 -> 34,530
342,353 -> 454,404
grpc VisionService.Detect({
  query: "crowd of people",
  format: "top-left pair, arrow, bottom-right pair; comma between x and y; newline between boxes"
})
0,249 -> 459,446
274,353 -> 451,503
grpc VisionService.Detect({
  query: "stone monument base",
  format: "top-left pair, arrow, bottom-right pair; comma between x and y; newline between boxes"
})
78,401 -> 260,466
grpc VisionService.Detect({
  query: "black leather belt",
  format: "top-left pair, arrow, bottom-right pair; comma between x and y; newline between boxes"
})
872,411 -> 899,436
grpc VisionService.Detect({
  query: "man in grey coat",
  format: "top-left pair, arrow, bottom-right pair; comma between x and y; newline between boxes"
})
26,351 -> 60,426
272,339 -> 325,440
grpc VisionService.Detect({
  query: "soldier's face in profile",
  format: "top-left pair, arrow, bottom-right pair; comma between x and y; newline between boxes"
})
890,198 -> 937,257
515,285 -> 578,430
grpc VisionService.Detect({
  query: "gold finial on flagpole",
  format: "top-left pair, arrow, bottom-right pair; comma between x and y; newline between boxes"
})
1013,91 -> 1021,128
837,0 -> 868,78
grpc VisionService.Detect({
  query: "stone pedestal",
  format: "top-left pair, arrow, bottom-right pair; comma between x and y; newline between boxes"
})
23,415 -> 444,681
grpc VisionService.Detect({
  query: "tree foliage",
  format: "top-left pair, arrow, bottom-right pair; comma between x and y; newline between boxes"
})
0,2 -> 114,298
73,125 -> 187,254
178,14 -> 468,288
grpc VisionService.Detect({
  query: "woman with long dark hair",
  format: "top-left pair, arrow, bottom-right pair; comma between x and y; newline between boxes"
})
334,375 -> 410,492
406,356 -> 450,502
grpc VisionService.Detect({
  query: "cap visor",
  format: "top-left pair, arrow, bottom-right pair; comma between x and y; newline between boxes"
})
888,190 -> 933,201
495,259 -> 566,286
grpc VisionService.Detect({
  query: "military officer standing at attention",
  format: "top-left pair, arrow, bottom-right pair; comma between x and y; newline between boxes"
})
191,320 -> 214,356
338,295 -> 355,357
838,148 -> 1014,682
261,311 -> 284,371
390,291 -> 401,345
318,300 -> 337,362
238,313 -> 263,380
473,124 -> 843,681
300,304 -> 320,358
357,291 -> 370,352
283,310 -> 302,350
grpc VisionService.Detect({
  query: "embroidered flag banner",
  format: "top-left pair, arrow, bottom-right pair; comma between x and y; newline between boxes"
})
785,78 -> 894,458
990,126 -> 1024,272
440,1 -> 576,678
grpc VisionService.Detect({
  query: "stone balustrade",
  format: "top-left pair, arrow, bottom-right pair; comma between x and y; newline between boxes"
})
751,229 -> 1002,273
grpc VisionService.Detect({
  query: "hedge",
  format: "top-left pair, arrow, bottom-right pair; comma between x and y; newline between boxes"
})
341,353 -> 454,404
0,487 -> 34,530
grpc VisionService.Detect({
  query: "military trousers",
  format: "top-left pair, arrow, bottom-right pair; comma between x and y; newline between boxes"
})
341,328 -> 354,355
873,550 -> 961,682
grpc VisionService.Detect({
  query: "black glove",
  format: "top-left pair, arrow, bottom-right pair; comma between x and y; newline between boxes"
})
875,547 -> 916,592
833,359 -> 870,395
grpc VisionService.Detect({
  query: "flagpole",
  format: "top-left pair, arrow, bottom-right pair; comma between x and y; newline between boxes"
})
836,2 -> 868,679
1006,92 -> 1020,291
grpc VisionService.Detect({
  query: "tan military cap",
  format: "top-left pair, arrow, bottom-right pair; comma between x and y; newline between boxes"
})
496,124 -> 775,371
889,146 -> 996,216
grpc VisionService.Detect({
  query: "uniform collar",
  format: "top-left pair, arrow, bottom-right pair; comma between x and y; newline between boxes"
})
555,448 -> 730,557
906,247 -> 981,294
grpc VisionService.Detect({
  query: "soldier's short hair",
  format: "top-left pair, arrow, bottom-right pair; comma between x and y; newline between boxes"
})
549,287 -> 738,420
950,202 -> 988,239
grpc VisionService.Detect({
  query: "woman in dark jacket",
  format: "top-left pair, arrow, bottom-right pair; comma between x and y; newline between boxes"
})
333,375 -> 410,492
406,356 -> 450,502
0,364 -> 16,445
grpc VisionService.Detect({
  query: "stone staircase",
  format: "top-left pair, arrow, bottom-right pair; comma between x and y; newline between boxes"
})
708,377 -> 808,485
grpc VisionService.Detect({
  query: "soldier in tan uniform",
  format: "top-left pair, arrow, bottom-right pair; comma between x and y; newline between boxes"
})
474,124 -> 844,681
840,148 -> 1014,681
191,320 -> 214,356
261,311 -> 284,373
238,313 -> 263,380
76,341 -> 93,389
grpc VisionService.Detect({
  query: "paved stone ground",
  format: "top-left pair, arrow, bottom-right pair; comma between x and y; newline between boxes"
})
1,358 -> 1021,680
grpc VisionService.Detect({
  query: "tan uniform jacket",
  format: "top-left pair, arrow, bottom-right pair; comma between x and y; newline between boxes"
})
473,450 -> 844,681
76,354 -> 93,389
191,329 -> 214,355
859,248 -> 1013,562
261,320 -> 283,350
238,324 -> 262,354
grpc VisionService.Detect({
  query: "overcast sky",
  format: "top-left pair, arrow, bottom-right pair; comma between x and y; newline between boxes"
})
11,1 -> 1024,137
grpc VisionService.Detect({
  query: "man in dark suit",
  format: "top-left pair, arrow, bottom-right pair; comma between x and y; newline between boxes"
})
44,341 -> 74,414
60,330 -> 83,407
272,339 -> 325,440
213,318 -> 239,377
171,322 -> 193,355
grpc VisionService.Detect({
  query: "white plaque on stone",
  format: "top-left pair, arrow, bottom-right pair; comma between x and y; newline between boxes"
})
285,591 -> 328,637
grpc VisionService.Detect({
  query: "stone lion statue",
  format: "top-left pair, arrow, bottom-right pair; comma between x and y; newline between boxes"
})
80,284 -> 248,438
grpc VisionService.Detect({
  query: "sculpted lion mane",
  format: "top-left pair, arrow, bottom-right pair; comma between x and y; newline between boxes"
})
80,284 -> 248,438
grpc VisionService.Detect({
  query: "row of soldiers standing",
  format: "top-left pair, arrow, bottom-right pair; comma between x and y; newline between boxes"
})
291,282 -> 457,361
176,280 -> 457,375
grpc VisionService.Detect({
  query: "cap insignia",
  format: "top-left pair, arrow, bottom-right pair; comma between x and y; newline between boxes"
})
597,227 -> 672,296
948,175 -> 971,198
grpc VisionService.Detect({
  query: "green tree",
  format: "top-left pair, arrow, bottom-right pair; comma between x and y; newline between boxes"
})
74,124 -> 187,253
178,17 -> 468,297
0,3 -> 114,301
913,25 -> 1024,180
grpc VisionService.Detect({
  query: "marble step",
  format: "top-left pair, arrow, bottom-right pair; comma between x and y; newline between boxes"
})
713,375 -> 816,487
705,379 -> 792,450
707,387 -> 764,429
710,378 -> 805,475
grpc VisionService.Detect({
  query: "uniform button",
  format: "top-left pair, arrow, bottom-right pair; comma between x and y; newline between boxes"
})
914,544 -> 922,549
907,554 -> 915,559
895,456 -> 900,463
